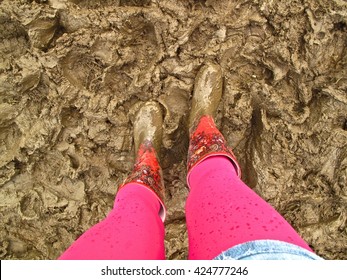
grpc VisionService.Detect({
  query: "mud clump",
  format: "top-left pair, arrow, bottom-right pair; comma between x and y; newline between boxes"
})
0,0 -> 346,260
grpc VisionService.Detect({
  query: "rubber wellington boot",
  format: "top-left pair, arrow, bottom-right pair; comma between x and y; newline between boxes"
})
118,101 -> 166,221
187,63 -> 241,183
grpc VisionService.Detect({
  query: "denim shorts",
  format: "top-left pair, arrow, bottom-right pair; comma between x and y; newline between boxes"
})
214,240 -> 323,260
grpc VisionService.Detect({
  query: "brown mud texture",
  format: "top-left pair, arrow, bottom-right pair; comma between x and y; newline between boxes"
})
0,0 -> 346,260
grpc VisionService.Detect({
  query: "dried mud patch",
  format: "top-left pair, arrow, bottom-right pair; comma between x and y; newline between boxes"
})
0,0 -> 346,259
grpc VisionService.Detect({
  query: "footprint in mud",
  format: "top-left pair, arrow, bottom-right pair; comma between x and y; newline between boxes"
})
61,13 -> 157,94
60,106 -> 82,128
186,23 -> 219,53
19,190 -> 43,220
103,66 -> 133,101
117,14 -> 158,66
61,50 -> 104,91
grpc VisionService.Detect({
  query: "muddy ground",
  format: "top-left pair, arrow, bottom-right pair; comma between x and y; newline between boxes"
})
0,0 -> 346,260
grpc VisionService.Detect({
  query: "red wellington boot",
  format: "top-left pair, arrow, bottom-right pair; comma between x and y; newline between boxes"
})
118,102 -> 166,221
187,63 -> 241,184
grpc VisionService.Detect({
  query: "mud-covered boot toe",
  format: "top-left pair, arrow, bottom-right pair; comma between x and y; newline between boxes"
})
188,63 -> 223,131
134,101 -> 163,154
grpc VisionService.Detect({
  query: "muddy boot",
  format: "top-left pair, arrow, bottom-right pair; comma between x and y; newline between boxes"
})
187,63 -> 241,182
188,63 -> 223,129
118,101 -> 166,221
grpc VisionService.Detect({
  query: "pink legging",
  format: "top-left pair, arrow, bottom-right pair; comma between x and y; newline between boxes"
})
59,156 -> 312,260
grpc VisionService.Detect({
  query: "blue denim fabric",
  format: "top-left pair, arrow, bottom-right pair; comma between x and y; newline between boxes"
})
214,240 -> 323,260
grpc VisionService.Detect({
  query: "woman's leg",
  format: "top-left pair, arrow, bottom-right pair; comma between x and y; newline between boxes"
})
185,63 -> 312,260
59,101 -> 166,260
59,183 -> 165,260
186,156 -> 313,260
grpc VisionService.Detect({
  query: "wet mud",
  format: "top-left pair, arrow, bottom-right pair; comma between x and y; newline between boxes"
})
0,0 -> 346,259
